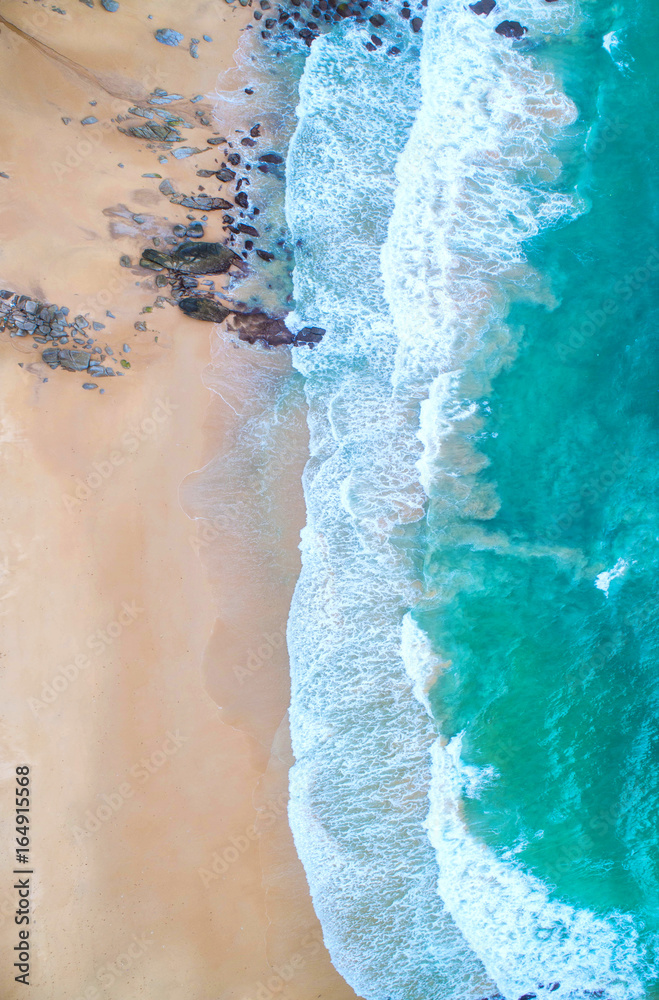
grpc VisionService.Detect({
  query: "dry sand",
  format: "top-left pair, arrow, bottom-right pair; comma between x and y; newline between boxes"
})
0,3 -> 359,998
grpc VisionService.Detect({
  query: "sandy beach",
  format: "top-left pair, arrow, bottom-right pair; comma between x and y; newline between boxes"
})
0,3 -> 358,998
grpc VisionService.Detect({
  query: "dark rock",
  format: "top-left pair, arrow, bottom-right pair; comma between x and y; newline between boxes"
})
228,311 -> 294,346
399,7 -> 410,17
178,297 -> 232,323
170,241 -> 244,274
495,19 -> 527,37
207,137 -> 228,145
548,987 -> 559,994
518,995 -> 537,1000
250,124 -> 261,137
82,383 -> 98,389
256,249 -> 274,261
369,12 -> 385,25
411,15 -> 422,30
227,153 -> 241,166
119,123 -> 180,141
58,349 -> 91,371
387,45 -> 401,54
139,254 -> 165,271
468,0 -> 495,13
295,325 -> 325,345
173,224 -> 188,237
217,166 -> 237,182
259,152 -> 284,164
101,0 -> 119,8
237,223 -> 259,237
235,192 -> 249,209
241,137 -> 257,147
172,194 -> 233,211
371,34 -> 382,45
159,178 -> 176,196
81,116 -> 99,125
196,169 -> 217,178
187,222 -> 204,238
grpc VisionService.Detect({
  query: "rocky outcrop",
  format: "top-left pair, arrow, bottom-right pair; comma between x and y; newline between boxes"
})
495,19 -> 527,37
294,326 -> 325,345
178,297 -> 232,323
140,241 -> 244,275
227,311 -> 294,346
469,0 -> 495,14
42,348 -> 91,371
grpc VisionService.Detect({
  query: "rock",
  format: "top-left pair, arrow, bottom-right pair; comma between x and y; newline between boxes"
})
387,45 -> 401,54
57,349 -> 91,371
173,224 -> 188,237
228,311 -> 294,346
235,192 -> 249,209
173,194 -> 233,210
159,178 -> 176,195
190,40 -> 199,58
172,241 -> 243,273
79,0 -> 94,6
82,383 -> 98,389
469,0 -> 495,13
155,28 -> 184,45
495,19 -> 527,37
139,255 -> 165,271
172,147 -> 203,159
258,153 -> 283,165
178,297 -> 232,323
548,987 -> 559,994
237,223 -> 259,237
141,242 -> 243,275
101,0 -> 119,9
294,325 -> 325,345
241,137 -> 257,147
256,249 -> 274,261
227,152 -> 241,166
369,12 -> 385,25
518,995 -> 537,1000
207,137 -> 228,145
81,116 -> 98,125
217,166 -> 237,182
187,222 -> 204,238
149,93 -> 184,105
411,15 -> 422,29
119,123 -> 180,141
42,349 -> 60,366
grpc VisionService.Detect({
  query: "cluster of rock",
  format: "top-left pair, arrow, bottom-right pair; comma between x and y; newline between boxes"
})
138,241 -> 323,348
0,290 -> 130,387
249,0 -> 426,51
467,0 -> 559,37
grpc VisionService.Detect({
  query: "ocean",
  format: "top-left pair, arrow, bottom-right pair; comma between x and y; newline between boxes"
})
224,0 -> 659,995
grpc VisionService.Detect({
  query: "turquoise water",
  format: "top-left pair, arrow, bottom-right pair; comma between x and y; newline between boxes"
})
423,0 -> 659,981
272,0 -> 659,996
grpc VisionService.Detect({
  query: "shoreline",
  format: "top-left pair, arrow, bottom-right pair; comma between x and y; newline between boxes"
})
0,3 -> 357,998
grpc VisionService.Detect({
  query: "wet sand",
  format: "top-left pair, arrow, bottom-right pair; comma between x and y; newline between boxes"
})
0,3 -> 359,998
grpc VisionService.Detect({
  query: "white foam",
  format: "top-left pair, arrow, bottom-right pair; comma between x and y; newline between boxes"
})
595,557 -> 632,597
